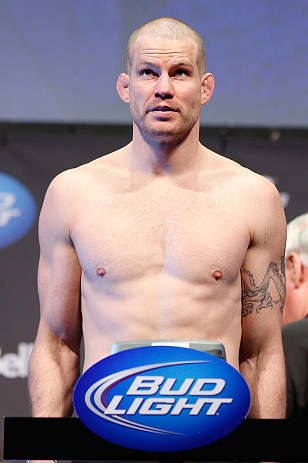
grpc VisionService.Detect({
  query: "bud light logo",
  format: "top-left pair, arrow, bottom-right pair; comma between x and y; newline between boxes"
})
74,346 -> 250,451
0,172 -> 37,249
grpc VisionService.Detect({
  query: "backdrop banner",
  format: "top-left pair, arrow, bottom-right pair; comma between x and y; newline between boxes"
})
0,123 -> 307,460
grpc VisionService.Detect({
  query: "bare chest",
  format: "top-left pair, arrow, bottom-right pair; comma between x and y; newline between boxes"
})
72,183 -> 250,284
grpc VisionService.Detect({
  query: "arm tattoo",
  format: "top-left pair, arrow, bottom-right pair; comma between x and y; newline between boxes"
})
241,255 -> 286,317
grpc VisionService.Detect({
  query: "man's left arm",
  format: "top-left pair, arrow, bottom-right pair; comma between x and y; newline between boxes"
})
239,179 -> 287,418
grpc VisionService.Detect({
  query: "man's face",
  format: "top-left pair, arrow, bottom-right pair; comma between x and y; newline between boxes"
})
127,34 -> 207,142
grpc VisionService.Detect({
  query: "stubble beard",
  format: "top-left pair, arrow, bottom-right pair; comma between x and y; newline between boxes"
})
131,105 -> 200,147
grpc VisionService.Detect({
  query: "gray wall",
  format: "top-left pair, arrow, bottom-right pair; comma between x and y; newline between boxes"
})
0,0 -> 308,127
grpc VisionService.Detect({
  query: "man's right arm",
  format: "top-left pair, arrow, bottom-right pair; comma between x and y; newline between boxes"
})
28,172 -> 83,417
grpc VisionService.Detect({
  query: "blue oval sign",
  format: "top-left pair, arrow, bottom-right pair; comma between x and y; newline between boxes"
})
74,346 -> 250,451
0,172 -> 37,249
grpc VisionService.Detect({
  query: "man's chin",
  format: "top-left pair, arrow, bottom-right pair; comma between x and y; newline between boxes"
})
133,114 -> 197,144
142,128 -> 182,144
140,120 -> 186,139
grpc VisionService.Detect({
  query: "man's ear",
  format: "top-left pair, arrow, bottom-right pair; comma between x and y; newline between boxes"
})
116,73 -> 130,103
286,252 -> 304,289
201,73 -> 215,105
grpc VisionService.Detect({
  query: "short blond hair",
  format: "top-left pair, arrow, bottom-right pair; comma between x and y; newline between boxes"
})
126,17 -> 206,77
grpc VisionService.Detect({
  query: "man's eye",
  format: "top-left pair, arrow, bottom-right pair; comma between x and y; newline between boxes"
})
141,69 -> 154,76
175,69 -> 187,76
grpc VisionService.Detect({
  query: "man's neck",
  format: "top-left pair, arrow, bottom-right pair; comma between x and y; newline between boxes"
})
130,123 -> 203,177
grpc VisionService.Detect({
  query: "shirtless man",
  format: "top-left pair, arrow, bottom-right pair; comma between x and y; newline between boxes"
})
28,17 -> 287,420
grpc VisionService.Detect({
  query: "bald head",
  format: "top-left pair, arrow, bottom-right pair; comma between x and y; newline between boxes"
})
126,17 -> 206,77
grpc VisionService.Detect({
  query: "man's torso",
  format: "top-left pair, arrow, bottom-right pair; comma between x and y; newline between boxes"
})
66,149 -> 253,370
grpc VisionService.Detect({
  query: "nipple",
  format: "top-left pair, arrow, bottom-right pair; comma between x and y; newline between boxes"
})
96,267 -> 107,277
212,270 -> 223,281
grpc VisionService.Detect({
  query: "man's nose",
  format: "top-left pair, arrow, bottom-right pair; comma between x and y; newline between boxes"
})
154,74 -> 174,99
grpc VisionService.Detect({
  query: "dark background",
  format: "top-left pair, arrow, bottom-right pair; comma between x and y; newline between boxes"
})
1,1 -> 308,460
1,124 -> 307,462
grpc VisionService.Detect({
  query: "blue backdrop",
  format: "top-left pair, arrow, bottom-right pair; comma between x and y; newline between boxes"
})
0,0 -> 307,127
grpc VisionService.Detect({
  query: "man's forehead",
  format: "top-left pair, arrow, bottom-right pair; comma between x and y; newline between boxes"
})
132,35 -> 198,65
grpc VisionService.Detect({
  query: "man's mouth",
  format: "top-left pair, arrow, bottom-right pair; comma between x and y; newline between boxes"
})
150,106 -> 177,112
148,106 -> 179,120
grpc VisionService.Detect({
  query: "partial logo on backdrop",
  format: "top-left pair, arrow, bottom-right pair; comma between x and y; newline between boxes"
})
74,346 -> 250,451
0,172 -> 37,249
0,343 -> 33,378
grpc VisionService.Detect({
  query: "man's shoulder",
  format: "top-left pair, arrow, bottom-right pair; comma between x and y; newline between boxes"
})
48,148 -> 128,192
282,317 -> 308,337
208,150 -> 278,195
282,318 -> 308,356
